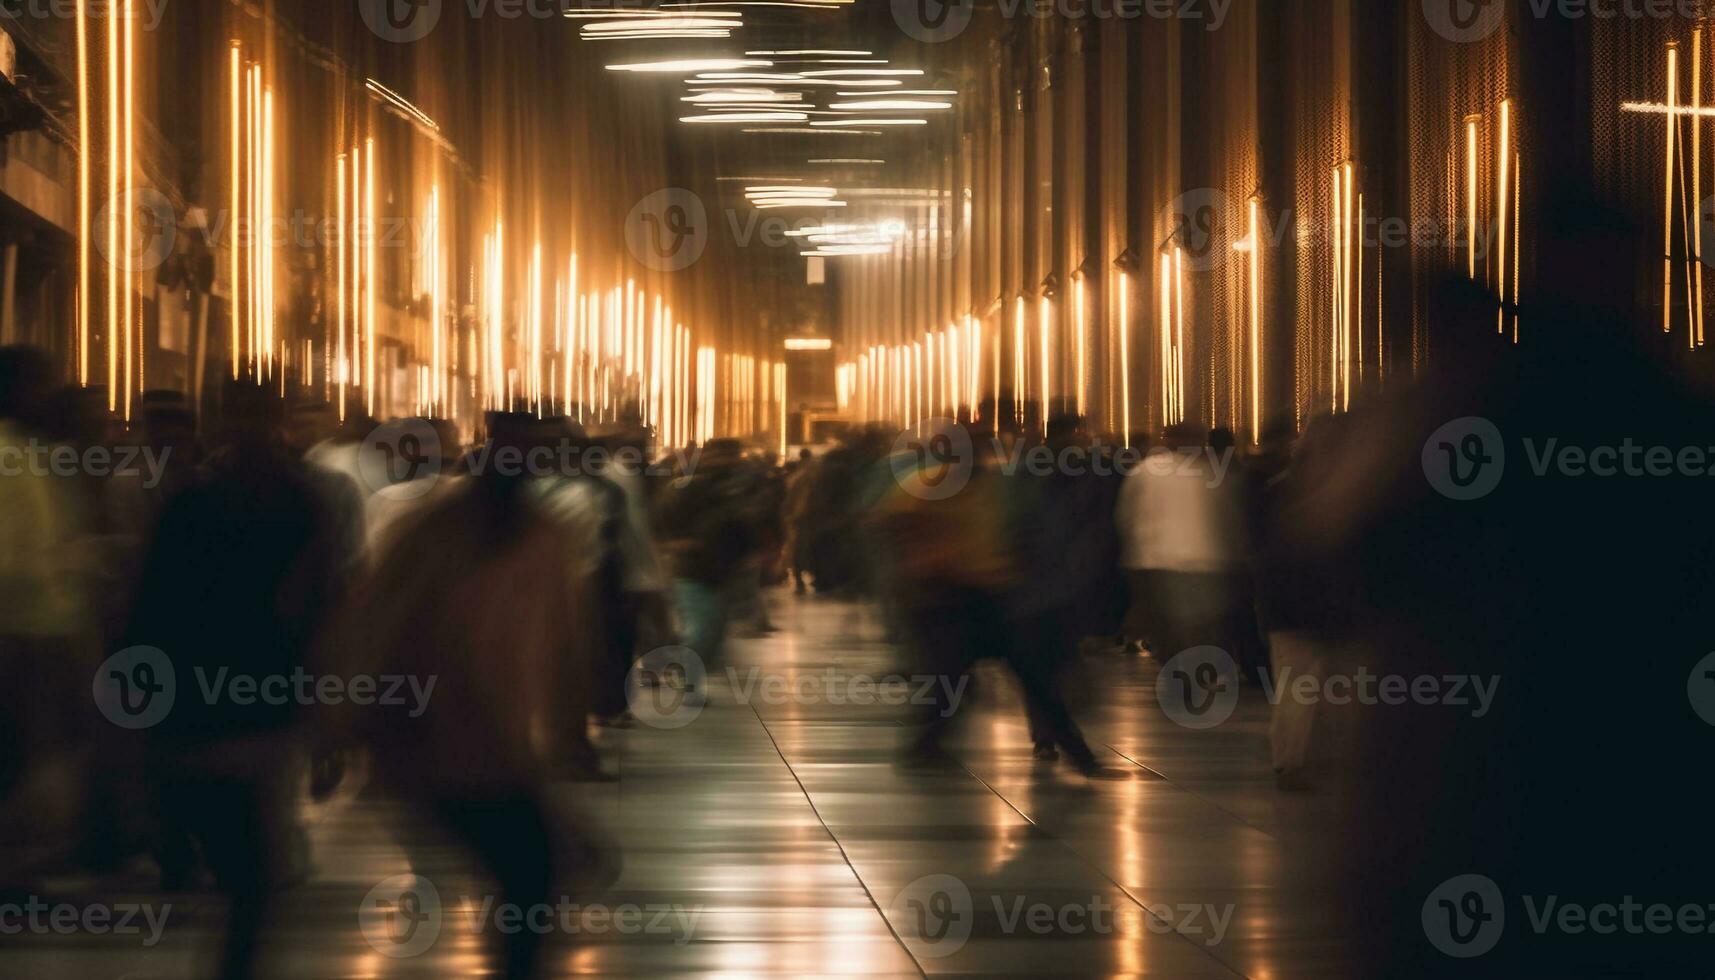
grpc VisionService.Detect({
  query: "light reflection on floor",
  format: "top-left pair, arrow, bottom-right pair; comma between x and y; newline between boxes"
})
1,593 -> 1355,977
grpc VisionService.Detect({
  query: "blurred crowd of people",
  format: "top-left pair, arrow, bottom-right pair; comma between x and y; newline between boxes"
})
3,236 -> 1713,976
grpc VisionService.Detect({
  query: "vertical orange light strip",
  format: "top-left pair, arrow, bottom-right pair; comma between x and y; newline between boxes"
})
776,361 -> 787,456
229,45 -> 242,380
572,252 -> 586,418
122,0 -> 135,420
1158,252 -> 1172,424
528,243 -> 543,413
1013,297 -> 1025,424
652,300 -> 665,429
1332,167 -> 1344,412
336,154 -> 347,415
1665,44 -> 1680,335
1247,198 -> 1262,444
1496,99 -> 1511,336
247,67 -> 258,375
352,147 -> 363,403
365,139 -> 378,415
1038,295 -> 1051,435
75,3 -> 90,385
1118,271 -> 1131,447
1466,117 -> 1480,283
263,87 -> 276,377
106,0 -> 119,408
1074,279 -> 1087,418
1173,247 -> 1186,424
1695,31 -> 1706,348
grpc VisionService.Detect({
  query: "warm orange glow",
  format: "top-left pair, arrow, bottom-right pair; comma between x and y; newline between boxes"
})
1247,197 -> 1262,443
1665,43 -> 1680,336
75,5 -> 90,386
1118,271 -> 1131,447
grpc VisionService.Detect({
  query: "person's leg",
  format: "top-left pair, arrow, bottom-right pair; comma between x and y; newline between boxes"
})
1268,630 -> 1322,788
672,579 -> 718,664
434,792 -> 556,980
183,771 -> 291,980
898,596 -> 978,760
1007,612 -> 1102,772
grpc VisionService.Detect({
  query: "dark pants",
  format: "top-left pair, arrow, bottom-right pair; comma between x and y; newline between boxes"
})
593,594 -> 641,718
898,588 -> 1005,755
1009,611 -> 1099,770
431,792 -> 555,980
153,761 -> 292,979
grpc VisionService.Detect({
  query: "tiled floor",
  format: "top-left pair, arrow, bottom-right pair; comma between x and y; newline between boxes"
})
2,593 -> 1358,977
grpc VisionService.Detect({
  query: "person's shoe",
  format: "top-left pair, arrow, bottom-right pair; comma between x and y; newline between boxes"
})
1031,741 -> 1060,762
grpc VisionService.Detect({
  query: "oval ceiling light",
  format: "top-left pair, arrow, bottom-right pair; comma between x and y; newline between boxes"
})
800,69 -> 924,77
681,111 -> 808,123
567,8 -> 741,16
830,100 -> 951,110
841,89 -> 957,96
682,91 -> 801,103
746,50 -> 872,56
607,58 -> 772,73
692,72 -> 806,82
583,18 -> 740,31
810,118 -> 927,126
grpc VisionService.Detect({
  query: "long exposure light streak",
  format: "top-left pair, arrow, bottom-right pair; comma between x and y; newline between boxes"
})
1074,278 -> 1087,417
123,0 -> 135,418
1667,42 -> 1680,338
1038,295 -> 1051,435
106,0 -> 119,408
364,139 -> 377,414
1118,272 -> 1131,447
75,3 -> 90,385
1496,99 -> 1511,336
1247,198 -> 1262,443
336,154 -> 347,414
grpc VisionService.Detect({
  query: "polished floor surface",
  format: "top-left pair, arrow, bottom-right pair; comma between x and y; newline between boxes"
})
3,594 -> 1357,977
